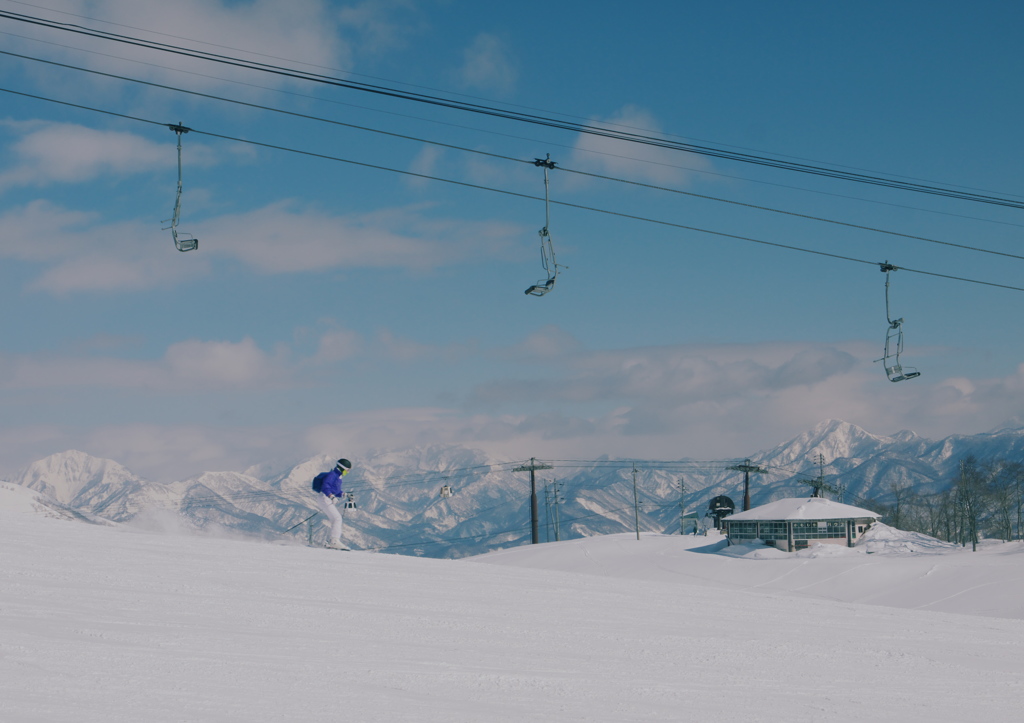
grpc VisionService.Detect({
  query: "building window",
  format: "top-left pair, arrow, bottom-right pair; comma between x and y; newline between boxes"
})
759,522 -> 788,540
727,521 -> 759,540
791,520 -> 847,539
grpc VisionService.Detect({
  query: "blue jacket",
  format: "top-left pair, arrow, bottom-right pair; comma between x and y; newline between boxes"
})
315,469 -> 345,498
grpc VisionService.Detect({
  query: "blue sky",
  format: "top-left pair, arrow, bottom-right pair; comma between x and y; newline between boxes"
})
1,0 -> 1022,480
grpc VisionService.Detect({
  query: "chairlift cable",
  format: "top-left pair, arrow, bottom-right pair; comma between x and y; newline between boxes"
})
4,84 -> 1024,294
6,0 -> 1021,203
559,165 -> 1024,262
0,49 -> 532,168
20,46 -> 1023,261
5,47 -> 1022,233
3,8 -> 1024,209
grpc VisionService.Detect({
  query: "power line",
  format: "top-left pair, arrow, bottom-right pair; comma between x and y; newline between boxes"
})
4,84 -> 1024,294
3,8 -> 1024,209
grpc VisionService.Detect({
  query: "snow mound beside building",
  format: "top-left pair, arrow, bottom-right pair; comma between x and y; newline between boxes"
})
857,522 -> 958,555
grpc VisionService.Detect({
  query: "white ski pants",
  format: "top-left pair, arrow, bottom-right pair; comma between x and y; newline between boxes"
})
317,493 -> 343,542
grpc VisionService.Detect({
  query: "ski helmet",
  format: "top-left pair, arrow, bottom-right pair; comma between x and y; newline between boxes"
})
335,458 -> 352,474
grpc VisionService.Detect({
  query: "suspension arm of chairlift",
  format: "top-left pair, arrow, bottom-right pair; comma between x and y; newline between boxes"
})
166,122 -> 198,252
875,260 -> 920,382
524,154 -> 565,296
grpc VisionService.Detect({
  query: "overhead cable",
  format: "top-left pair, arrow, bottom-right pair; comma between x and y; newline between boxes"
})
2,8 -> 1023,209
3,50 -> 1020,262
3,85 -> 1023,293
4,45 -> 1021,230
558,165 -> 1024,262
7,0 -> 1006,200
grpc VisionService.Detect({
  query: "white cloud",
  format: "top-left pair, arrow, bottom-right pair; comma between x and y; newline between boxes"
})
0,122 -> 171,189
336,0 -> 424,57
288,337 -> 882,461
570,105 -> 713,186
477,339 -> 861,406
0,200 -> 521,293
4,322 -> 1024,480
311,328 -> 362,365
458,33 -> 517,95
201,201 -> 521,273
405,146 -> 443,189
163,338 -> 286,387
0,337 -> 288,392
0,324 -> 454,394
0,201 -> 209,292
83,423 -> 301,483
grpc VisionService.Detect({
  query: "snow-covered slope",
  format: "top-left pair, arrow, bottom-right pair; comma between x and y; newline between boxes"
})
478,529 -> 1024,620
2,486 -> 1022,722
0,481 -> 116,525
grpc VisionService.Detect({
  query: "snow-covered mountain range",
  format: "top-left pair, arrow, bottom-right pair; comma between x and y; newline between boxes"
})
7,420 -> 1024,557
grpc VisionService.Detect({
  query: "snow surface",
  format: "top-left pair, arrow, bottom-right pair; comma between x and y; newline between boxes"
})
2,486 -> 1023,722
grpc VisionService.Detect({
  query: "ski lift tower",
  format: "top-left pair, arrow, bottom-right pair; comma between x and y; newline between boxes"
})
513,458 -> 553,544
729,459 -> 768,511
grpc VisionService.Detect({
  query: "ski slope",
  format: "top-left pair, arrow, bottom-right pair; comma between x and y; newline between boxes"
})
479,525 -> 1024,620
2,483 -> 1023,722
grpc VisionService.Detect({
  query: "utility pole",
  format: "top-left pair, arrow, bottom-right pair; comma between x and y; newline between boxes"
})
729,459 -> 768,511
632,464 -> 641,541
799,455 -> 844,501
513,458 -> 553,544
679,478 -> 686,535
552,479 -> 563,542
543,484 -> 553,543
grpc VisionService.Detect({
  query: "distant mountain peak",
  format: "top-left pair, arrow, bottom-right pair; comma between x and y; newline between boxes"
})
15,450 -> 144,506
762,419 -> 893,466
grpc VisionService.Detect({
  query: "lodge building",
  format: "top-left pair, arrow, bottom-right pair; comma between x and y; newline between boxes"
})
722,497 -> 880,552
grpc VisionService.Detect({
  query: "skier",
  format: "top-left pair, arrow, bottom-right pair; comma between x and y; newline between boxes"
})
312,458 -> 352,550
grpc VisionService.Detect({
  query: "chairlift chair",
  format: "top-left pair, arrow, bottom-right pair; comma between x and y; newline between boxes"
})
882,321 -> 920,382
343,493 -> 357,510
439,484 -> 453,499
163,123 -> 199,252
875,262 -> 921,382
524,155 -> 566,296
172,230 -> 198,253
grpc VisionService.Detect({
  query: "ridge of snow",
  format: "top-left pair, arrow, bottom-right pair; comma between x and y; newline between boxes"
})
858,521 -> 960,555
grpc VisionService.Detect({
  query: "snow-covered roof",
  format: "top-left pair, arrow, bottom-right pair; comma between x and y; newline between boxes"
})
726,497 -> 880,522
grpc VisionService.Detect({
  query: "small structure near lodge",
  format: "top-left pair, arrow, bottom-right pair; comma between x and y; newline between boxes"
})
722,497 -> 880,552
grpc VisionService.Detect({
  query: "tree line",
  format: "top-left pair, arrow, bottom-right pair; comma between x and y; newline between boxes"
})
868,457 -> 1023,550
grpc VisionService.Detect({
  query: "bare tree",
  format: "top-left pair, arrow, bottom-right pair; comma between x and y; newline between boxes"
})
887,479 -> 917,530
953,456 -> 992,551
